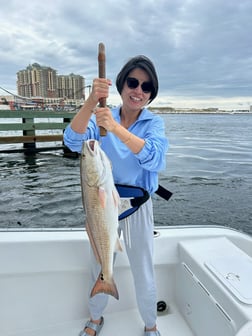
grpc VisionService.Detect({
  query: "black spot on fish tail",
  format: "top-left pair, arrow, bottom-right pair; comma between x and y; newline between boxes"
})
90,272 -> 119,300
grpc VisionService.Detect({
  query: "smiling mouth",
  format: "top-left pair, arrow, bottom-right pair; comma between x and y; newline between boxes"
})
130,96 -> 141,102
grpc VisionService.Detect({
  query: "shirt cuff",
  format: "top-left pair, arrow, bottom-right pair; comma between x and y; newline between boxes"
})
135,139 -> 152,161
64,125 -> 86,141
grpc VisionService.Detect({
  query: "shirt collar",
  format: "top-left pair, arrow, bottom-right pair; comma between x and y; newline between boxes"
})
112,105 -> 153,123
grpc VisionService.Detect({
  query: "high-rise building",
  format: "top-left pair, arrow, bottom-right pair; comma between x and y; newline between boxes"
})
17,64 -> 85,100
57,74 -> 84,99
17,63 -> 57,98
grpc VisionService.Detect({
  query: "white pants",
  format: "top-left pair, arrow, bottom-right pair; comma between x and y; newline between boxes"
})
88,198 -> 157,329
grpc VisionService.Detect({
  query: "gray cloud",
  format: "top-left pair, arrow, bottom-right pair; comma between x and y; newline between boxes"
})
1,0 -> 252,108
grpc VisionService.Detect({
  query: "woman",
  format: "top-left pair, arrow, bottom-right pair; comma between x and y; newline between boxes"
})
64,55 -> 168,336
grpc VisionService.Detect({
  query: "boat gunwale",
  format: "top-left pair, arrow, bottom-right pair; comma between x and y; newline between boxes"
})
0,224 -> 250,236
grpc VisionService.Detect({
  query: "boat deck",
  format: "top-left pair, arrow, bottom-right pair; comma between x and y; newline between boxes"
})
2,227 -> 252,336
14,306 -> 194,336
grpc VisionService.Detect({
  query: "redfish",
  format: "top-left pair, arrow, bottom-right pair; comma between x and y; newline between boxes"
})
80,139 -> 122,299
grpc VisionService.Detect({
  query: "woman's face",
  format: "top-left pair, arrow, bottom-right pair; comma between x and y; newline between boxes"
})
120,68 -> 152,112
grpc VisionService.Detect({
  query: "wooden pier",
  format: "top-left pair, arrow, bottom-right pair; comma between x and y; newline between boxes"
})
0,109 -> 76,155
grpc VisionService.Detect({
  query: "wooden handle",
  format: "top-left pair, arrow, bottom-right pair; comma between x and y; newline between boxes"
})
98,43 -> 107,136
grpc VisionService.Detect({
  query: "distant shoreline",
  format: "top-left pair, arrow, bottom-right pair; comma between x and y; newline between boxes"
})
0,105 -> 251,115
149,107 -> 251,114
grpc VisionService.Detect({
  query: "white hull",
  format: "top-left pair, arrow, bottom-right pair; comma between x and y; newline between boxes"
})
1,225 -> 252,336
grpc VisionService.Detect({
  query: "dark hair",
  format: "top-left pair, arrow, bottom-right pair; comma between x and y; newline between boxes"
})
116,55 -> 158,104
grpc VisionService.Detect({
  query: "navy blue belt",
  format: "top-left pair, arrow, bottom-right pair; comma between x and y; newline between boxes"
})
116,184 -> 172,220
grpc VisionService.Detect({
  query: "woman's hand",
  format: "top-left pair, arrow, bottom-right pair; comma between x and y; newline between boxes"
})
70,78 -> 112,134
89,78 -> 112,105
94,107 -> 117,132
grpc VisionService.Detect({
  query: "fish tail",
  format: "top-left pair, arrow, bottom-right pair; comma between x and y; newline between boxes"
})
90,272 -> 119,300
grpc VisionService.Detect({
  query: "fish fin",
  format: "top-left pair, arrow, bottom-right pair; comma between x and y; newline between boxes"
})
112,188 -> 120,208
86,221 -> 102,264
98,187 -> 106,208
115,238 -> 123,252
90,273 -> 119,300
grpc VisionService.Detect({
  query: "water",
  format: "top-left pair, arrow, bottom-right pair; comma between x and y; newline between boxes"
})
0,113 -> 252,234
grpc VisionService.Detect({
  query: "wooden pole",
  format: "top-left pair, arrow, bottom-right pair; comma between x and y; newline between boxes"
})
98,43 -> 107,136
22,116 -> 36,151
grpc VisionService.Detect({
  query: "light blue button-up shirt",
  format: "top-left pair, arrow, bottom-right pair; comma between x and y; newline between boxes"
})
63,106 -> 168,195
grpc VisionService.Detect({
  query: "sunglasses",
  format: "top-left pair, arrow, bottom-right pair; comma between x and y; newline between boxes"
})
126,77 -> 153,94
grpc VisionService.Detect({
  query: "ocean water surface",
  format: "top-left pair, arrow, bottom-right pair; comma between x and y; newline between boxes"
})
0,113 -> 251,234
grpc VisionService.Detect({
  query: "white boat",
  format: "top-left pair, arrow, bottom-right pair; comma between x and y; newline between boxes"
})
1,225 -> 252,336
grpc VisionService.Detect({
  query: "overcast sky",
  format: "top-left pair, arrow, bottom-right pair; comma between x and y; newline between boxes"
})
1,0 -> 252,109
